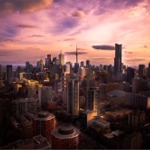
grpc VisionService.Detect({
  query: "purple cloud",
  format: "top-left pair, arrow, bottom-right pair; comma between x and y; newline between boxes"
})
51,17 -> 79,34
0,0 -> 53,15
0,24 -> 18,39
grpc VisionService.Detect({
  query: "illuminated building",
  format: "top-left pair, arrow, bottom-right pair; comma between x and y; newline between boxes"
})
51,124 -> 80,149
62,73 -> 70,104
79,110 -> 97,128
59,51 -> 64,65
65,62 -> 71,74
37,58 -> 45,72
33,111 -> 56,141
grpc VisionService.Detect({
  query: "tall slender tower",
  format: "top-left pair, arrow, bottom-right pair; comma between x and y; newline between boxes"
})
74,44 -> 79,73
114,43 -> 122,79
76,44 -> 78,64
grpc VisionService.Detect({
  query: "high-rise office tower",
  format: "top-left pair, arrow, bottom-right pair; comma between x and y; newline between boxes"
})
25,62 -> 31,73
37,58 -> 45,72
45,54 -> 51,68
65,62 -> 71,74
67,76 -> 79,116
33,111 -> 56,141
126,67 -> 135,84
59,51 -> 64,66
86,87 -> 97,112
114,43 -> 122,78
47,54 -> 51,63
138,64 -> 145,78
6,65 -> 13,84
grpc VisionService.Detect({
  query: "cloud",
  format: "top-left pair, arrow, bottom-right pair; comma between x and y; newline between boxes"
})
90,57 -> 113,64
91,57 -> 111,60
0,49 -> 20,56
124,58 -> 146,63
124,51 -> 133,54
0,0 -> 53,15
0,24 -> 18,39
64,38 -> 76,41
92,45 -> 115,50
29,35 -> 44,38
77,48 -> 87,51
0,37 -> 16,43
143,45 -> 148,48
72,10 -> 86,17
16,24 -> 38,28
93,0 -> 144,16
51,17 -> 79,34
65,51 -> 88,55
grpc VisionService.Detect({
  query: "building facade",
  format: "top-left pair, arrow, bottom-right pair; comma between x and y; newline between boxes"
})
33,111 -> 56,141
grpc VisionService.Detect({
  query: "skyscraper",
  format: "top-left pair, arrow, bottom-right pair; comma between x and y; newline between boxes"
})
67,75 -> 79,116
45,54 -> 51,68
59,51 -> 64,66
138,64 -> 145,78
6,65 -> 13,84
86,87 -> 97,112
114,43 -> 122,79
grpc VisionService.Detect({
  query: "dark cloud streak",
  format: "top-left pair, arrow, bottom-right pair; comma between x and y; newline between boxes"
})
92,45 -> 115,50
16,24 -> 38,28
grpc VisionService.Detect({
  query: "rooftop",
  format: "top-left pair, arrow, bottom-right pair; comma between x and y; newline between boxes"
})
51,124 -> 80,139
35,111 -> 55,121
104,130 -> 124,139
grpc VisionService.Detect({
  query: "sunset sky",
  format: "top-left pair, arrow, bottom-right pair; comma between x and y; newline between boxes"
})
0,0 -> 150,67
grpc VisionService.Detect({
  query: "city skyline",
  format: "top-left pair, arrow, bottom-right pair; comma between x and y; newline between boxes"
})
0,0 -> 150,66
